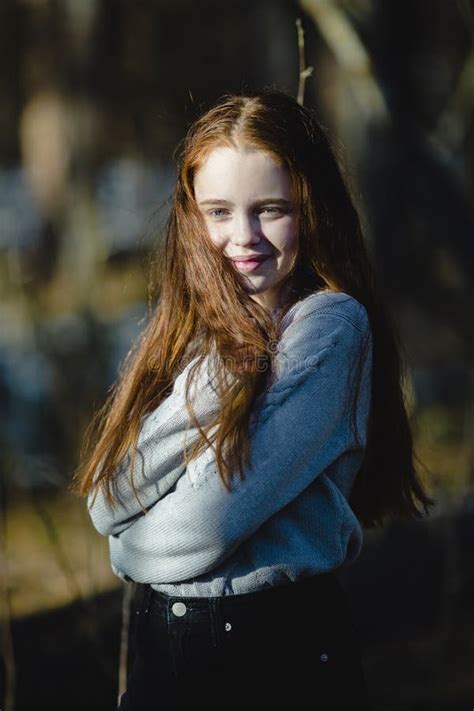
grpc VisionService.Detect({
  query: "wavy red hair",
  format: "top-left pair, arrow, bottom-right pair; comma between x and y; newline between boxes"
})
71,89 -> 434,529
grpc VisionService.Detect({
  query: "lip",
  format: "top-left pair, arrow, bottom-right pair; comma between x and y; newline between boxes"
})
230,255 -> 270,273
229,254 -> 271,262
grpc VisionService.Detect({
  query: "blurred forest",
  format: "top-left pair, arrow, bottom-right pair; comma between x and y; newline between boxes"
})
0,1 -> 473,710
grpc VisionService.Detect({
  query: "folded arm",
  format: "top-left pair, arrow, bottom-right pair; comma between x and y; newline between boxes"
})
87,352 -> 222,535
107,297 -> 372,583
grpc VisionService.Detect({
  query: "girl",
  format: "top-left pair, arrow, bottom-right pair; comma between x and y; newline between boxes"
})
73,88 -> 434,709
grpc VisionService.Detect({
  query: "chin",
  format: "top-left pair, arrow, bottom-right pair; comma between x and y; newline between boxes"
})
243,281 -> 275,295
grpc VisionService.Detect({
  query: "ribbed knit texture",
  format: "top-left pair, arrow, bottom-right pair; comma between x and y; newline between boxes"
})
87,290 -> 372,596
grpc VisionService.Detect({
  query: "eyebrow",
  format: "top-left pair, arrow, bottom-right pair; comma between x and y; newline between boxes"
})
198,198 -> 293,207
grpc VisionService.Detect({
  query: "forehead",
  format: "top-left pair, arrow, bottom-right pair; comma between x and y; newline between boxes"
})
193,146 -> 291,196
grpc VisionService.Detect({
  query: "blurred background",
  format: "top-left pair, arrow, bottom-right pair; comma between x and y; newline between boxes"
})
0,0 -> 473,709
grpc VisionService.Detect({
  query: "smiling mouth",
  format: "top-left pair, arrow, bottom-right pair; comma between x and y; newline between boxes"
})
231,256 -> 270,272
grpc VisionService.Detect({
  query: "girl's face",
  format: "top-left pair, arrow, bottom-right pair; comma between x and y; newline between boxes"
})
193,146 -> 299,313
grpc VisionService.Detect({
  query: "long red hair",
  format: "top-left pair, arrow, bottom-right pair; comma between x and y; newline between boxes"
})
71,88 -> 435,529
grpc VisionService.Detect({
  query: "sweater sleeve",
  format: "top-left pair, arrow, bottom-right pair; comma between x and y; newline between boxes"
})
106,299 -> 372,583
87,351 -> 222,536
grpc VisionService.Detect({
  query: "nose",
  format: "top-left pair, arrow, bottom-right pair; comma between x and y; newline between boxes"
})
230,212 -> 261,247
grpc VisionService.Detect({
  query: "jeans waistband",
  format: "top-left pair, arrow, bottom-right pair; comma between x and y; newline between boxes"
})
135,570 -> 341,617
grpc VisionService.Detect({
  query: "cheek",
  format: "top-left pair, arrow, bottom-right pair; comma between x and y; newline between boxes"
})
273,222 -> 298,259
205,224 -> 225,249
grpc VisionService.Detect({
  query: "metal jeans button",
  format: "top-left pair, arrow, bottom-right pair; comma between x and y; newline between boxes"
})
172,602 -> 187,617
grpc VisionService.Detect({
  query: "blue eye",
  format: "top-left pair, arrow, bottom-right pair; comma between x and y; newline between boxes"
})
207,206 -> 287,218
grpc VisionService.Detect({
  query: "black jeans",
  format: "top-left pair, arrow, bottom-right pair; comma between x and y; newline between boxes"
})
117,571 -> 372,710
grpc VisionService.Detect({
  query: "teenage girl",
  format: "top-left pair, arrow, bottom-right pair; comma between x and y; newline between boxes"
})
73,88 -> 434,710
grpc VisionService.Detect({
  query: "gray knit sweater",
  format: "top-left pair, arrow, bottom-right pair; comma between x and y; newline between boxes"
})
87,290 -> 373,596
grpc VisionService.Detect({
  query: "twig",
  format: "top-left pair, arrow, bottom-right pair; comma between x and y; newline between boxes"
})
118,582 -> 133,704
30,489 -> 84,601
296,17 -> 314,106
299,0 -> 387,120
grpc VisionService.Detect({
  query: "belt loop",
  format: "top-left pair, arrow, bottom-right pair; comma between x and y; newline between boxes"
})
208,597 -> 224,648
135,583 -> 152,615
143,584 -> 152,614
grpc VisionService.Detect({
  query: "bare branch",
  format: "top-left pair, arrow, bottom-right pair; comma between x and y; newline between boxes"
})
296,17 -> 314,106
299,0 -> 388,120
